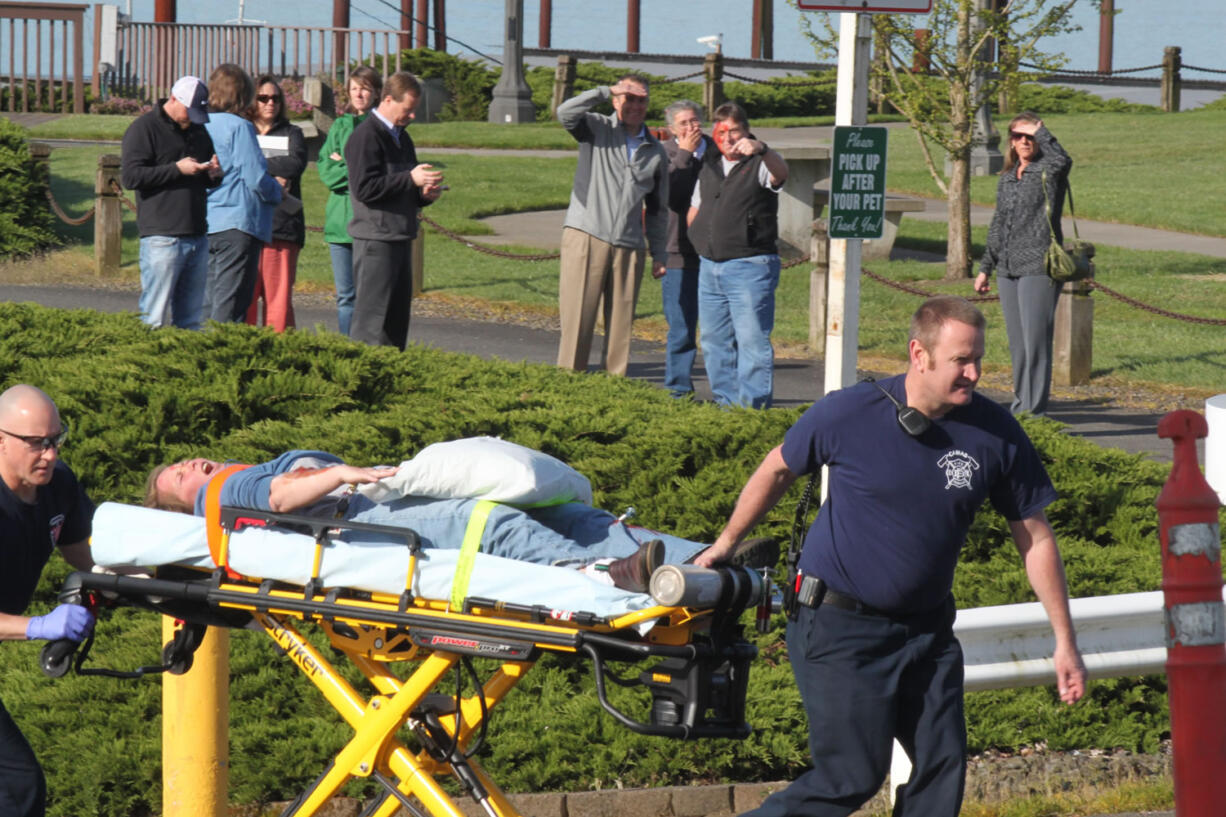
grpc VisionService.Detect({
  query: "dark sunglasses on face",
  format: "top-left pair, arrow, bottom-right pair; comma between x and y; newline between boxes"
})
0,427 -> 68,451
1010,131 -> 1035,142
256,94 -> 280,104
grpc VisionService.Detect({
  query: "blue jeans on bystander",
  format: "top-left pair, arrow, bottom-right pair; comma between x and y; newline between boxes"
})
698,253 -> 780,409
328,241 -> 355,337
138,234 -> 208,330
661,266 -> 699,397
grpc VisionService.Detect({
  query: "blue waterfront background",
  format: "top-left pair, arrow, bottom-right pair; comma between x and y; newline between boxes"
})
66,0 -> 1226,77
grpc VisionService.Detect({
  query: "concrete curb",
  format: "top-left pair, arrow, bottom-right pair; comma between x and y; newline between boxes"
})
239,749 -> 1172,817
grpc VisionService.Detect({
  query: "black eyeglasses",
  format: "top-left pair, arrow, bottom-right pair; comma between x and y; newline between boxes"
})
256,94 -> 280,104
1009,131 -> 1035,142
0,426 -> 68,451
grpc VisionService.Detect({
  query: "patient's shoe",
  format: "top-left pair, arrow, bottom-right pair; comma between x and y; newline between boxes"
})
606,539 -> 664,593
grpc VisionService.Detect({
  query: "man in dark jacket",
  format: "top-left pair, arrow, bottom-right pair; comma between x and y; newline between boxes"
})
344,71 -> 444,350
687,102 -> 788,409
121,75 -> 221,329
659,100 -> 717,399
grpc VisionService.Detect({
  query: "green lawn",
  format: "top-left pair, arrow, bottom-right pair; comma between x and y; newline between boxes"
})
887,108 -> 1226,237
34,109 -> 1226,397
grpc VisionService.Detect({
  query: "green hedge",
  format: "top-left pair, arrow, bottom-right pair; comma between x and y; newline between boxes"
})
0,119 -> 61,259
0,302 -> 1203,815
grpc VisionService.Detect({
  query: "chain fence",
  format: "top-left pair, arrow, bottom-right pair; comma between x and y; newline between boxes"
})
860,267 -> 1226,326
109,181 -> 138,213
44,189 -> 95,226
37,174 -> 1223,328
721,70 -> 837,88
1019,61 -> 1166,76
1017,61 -> 1226,78
573,70 -> 705,86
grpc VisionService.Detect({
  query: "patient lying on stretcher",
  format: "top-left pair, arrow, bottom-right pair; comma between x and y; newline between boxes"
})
145,449 -> 765,593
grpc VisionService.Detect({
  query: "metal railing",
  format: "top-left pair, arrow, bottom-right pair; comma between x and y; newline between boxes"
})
100,20 -> 415,102
0,1 -> 86,114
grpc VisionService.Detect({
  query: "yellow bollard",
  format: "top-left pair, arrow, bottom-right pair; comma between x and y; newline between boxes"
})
161,618 -> 229,817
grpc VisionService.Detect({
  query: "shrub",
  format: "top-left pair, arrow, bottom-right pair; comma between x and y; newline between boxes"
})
1014,82 -> 1159,114
0,303 -> 1204,814
90,95 -> 152,116
0,119 -> 62,259
526,62 -> 836,123
277,78 -> 314,120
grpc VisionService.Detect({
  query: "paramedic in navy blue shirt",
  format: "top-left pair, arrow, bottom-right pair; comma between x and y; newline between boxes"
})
0,385 -> 95,817
694,296 -> 1086,817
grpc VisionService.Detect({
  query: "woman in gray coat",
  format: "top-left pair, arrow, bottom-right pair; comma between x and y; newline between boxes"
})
973,112 -> 1071,416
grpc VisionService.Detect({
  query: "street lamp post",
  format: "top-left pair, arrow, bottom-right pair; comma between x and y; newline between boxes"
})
488,0 -> 536,123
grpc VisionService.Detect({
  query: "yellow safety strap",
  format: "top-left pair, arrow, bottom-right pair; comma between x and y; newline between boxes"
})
450,499 -> 496,612
204,464 -> 251,579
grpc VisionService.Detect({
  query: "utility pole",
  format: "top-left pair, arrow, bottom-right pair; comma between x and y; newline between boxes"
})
1097,0 -> 1114,74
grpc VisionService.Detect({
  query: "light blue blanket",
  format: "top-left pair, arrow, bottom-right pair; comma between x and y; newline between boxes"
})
90,503 -> 656,620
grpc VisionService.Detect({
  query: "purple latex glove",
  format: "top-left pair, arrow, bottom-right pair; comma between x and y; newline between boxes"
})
25,604 -> 94,642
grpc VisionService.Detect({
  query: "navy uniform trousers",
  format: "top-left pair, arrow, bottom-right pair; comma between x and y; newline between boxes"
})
744,596 -> 966,817
0,696 -> 45,816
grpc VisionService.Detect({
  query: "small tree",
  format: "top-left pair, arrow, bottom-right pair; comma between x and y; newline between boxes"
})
801,0 -> 1093,279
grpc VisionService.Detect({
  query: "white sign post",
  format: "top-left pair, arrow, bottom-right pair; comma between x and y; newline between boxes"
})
798,0 -> 931,397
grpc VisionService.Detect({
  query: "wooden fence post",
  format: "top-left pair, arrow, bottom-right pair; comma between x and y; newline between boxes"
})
94,154 -> 123,277
703,52 -> 724,120
1161,46 -> 1181,113
809,220 -> 830,357
552,55 -> 576,116
1052,279 -> 1093,386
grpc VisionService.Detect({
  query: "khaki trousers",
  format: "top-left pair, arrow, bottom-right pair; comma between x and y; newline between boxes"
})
556,227 -> 644,376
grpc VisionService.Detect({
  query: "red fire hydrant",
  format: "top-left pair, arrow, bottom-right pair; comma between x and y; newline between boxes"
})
1156,410 -> 1226,817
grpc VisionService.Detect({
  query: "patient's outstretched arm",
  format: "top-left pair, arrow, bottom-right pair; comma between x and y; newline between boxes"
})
268,465 -> 399,513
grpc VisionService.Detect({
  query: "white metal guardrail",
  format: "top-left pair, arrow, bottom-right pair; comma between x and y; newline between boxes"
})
958,589 -> 1180,692
886,587 -> 1224,801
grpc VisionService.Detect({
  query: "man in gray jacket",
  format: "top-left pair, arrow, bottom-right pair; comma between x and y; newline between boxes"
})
556,75 -> 669,377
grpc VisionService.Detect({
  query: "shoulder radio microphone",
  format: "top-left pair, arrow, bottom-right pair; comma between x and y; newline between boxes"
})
861,377 -> 931,438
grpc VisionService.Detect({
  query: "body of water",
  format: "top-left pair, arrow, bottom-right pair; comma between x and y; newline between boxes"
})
103,0 -> 1221,77
5,1 -> 1222,93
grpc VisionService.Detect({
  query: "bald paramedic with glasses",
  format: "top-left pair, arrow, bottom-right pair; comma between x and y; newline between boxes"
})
0,384 -> 96,817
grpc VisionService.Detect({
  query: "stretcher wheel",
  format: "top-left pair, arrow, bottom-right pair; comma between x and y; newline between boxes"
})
40,639 -> 79,678
162,623 -> 206,675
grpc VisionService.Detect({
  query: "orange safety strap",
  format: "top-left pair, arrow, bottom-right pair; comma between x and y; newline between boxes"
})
204,464 -> 252,579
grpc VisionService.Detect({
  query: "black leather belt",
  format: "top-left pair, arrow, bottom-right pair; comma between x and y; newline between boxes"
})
819,588 -> 891,617
795,574 -> 891,617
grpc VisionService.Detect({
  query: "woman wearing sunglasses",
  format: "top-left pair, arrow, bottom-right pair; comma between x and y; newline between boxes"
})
316,66 -> 383,337
244,75 -> 307,332
973,112 -> 1072,417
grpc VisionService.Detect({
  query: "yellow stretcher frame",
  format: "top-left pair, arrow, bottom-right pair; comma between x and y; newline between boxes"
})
45,508 -> 763,817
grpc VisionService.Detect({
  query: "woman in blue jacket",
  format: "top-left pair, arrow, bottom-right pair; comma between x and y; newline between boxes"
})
204,63 -> 282,323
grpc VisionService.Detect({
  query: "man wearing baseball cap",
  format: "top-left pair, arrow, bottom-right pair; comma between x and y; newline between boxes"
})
121,75 -> 222,329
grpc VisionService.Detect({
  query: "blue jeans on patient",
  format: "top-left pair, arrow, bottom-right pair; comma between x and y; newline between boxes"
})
138,234 -> 208,329
661,266 -> 699,397
328,242 -> 355,336
698,253 -> 780,409
342,496 -> 706,567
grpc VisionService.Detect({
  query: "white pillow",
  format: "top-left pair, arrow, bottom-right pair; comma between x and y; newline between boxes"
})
356,436 -> 593,507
